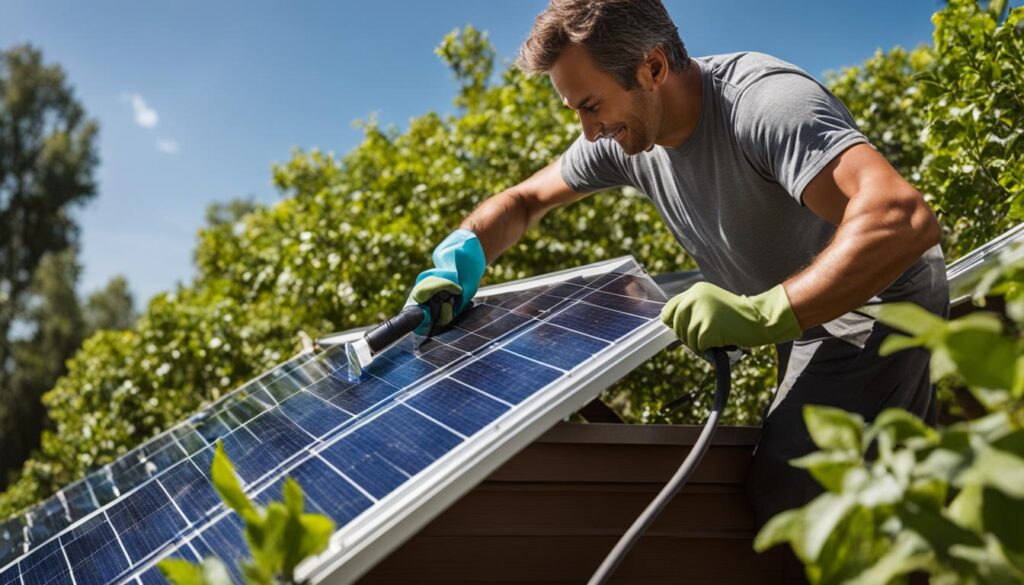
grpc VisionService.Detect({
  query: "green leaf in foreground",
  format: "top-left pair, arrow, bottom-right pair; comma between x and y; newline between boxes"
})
803,405 -> 864,452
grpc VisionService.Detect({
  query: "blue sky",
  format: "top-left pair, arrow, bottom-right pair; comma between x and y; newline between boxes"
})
2,0 -> 959,304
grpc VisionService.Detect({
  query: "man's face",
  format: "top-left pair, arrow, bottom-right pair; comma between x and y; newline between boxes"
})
549,44 -> 662,155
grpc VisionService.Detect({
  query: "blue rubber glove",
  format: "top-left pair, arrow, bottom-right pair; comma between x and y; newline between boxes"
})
407,229 -> 486,335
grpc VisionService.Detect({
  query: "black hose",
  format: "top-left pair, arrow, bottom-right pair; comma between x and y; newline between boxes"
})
587,347 -> 733,585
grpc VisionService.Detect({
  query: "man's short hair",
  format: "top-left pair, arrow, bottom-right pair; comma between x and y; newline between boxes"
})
517,0 -> 690,89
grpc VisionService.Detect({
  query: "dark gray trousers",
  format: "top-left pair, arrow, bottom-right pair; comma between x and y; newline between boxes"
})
745,246 -> 949,529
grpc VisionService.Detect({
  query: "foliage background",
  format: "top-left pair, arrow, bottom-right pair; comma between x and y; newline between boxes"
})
0,45 -> 136,489
0,0 -> 1021,519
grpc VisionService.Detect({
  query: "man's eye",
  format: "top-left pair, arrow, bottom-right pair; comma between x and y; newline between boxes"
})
583,105 -> 598,114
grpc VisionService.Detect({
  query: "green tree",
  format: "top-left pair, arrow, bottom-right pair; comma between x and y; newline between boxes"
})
83,275 -> 136,335
0,44 -> 99,398
0,250 -> 83,487
0,44 -> 99,488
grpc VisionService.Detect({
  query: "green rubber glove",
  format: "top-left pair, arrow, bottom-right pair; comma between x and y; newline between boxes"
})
660,282 -> 802,353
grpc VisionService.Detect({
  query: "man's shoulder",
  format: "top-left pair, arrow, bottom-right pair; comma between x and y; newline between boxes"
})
697,51 -> 812,92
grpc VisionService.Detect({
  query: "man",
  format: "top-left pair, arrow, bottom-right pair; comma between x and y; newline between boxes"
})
407,0 -> 948,532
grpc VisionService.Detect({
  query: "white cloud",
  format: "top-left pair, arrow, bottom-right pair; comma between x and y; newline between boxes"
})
157,139 -> 179,154
122,93 -> 159,128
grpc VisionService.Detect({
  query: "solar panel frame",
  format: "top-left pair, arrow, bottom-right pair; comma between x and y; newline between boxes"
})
0,256 -> 677,585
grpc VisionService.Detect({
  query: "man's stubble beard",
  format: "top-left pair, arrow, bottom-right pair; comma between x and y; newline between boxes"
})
624,89 -> 661,155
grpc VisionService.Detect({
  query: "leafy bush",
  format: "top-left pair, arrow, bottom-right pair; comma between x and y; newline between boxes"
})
159,443 -> 334,585
826,0 -> 1023,258
753,244 -> 1024,582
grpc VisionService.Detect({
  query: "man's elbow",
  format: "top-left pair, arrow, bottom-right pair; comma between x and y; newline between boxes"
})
892,188 -> 942,255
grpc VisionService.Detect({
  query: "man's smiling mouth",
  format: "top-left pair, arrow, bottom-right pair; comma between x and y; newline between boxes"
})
599,126 -> 625,142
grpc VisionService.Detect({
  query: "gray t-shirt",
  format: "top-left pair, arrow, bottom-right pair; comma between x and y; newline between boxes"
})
560,52 -> 869,296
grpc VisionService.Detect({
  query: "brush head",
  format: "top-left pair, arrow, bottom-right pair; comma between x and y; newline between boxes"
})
343,337 -> 373,382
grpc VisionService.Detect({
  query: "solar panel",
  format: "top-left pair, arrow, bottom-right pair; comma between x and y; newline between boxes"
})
0,256 -> 676,584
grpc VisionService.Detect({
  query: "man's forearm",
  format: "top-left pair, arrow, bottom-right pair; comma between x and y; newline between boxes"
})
460,189 -> 533,264
783,189 -> 941,329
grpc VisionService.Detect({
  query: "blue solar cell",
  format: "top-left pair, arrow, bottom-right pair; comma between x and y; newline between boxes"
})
222,410 -> 312,484
19,538 -> 71,585
107,480 -> 187,563
511,293 -> 571,318
0,565 -> 18,585
584,272 -> 621,289
222,393 -> 270,427
112,464 -> 154,495
329,376 -> 400,415
307,372 -> 355,403
548,302 -> 647,342
195,411 -> 239,445
294,357 -> 333,382
60,514 -> 129,585
277,391 -> 352,438
598,273 -> 667,301
489,289 -> 541,310
373,356 -> 439,389
64,483 -> 98,523
320,406 -> 462,498
263,371 -> 305,402
406,378 -> 510,436
194,515 -> 248,584
428,325 -> 470,344
473,311 -> 532,340
145,440 -> 190,475
26,496 -> 69,545
136,544 -> 199,585
546,282 -> 588,298
376,340 -> 419,367
174,428 -> 210,456
504,323 -> 610,371
358,406 -> 463,473
416,344 -> 467,368
451,349 -> 561,404
452,304 -> 508,332
448,332 -> 490,353
255,458 -> 373,527
137,565 -> 168,585
86,472 -> 119,507
277,361 -> 317,387
580,289 -> 664,319
158,459 -> 219,523
0,517 -> 24,568
249,387 -> 277,407
315,346 -> 350,373
288,458 -> 374,525
319,440 -> 407,500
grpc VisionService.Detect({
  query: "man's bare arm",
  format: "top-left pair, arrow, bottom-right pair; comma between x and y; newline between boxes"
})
784,143 -> 942,329
460,159 -> 587,263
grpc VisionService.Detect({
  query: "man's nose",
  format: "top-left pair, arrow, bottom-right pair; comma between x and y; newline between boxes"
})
578,112 -> 601,142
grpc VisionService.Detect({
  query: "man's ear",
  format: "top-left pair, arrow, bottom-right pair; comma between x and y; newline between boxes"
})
636,47 -> 669,91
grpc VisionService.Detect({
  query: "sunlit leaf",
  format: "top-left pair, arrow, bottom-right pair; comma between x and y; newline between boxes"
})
789,451 -> 860,492
803,405 -> 864,452
210,441 -> 254,517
